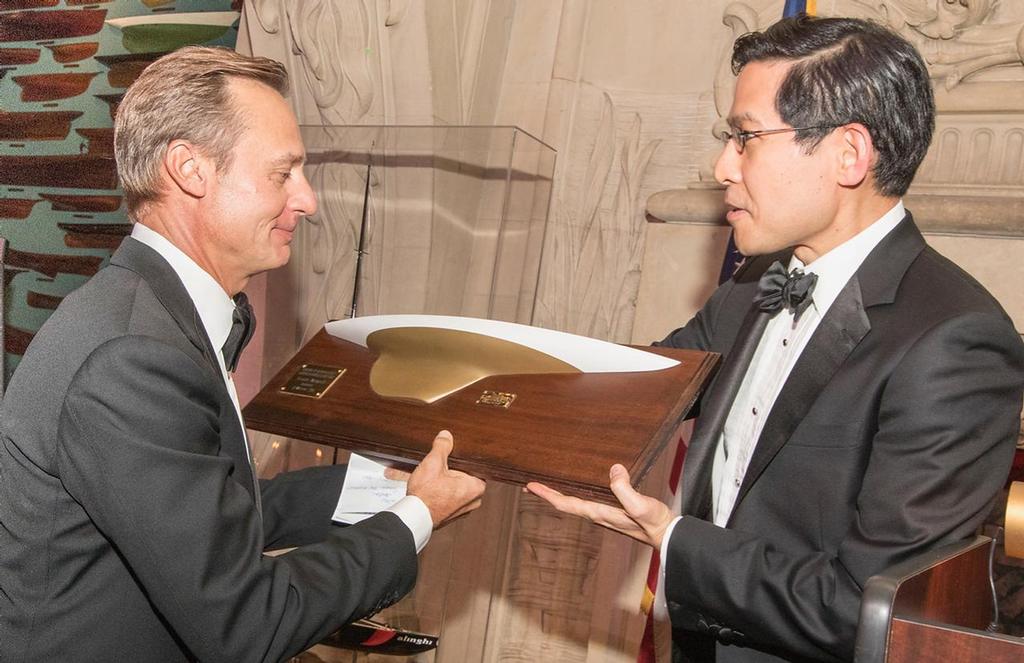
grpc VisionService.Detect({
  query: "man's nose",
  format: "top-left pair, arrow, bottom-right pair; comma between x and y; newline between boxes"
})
293,170 -> 318,217
713,140 -> 741,185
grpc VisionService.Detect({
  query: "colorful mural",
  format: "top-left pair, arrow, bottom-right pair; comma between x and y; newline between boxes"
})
0,0 -> 242,377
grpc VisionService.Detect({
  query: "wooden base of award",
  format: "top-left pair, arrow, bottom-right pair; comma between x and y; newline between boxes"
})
243,329 -> 718,504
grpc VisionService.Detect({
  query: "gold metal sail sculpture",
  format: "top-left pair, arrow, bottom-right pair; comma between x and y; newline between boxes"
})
327,315 -> 680,405
365,327 -> 579,404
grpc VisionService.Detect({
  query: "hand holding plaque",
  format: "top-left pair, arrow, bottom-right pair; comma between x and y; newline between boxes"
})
407,430 -> 486,528
527,463 -> 674,550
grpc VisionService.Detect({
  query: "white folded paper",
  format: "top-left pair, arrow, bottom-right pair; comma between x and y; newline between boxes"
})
332,453 -> 408,524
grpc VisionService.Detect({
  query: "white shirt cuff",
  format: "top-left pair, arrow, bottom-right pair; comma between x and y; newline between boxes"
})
654,516 -> 684,620
386,495 -> 433,553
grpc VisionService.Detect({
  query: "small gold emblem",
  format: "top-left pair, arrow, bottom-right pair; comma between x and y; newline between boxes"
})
476,390 -> 516,409
281,364 -> 345,398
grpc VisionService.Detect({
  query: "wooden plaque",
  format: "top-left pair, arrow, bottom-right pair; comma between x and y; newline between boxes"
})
243,329 -> 718,504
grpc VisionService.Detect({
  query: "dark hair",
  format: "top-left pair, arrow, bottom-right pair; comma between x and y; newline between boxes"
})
732,15 -> 934,197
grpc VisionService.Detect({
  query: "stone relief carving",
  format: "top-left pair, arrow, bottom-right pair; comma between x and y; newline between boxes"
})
289,0 -> 377,117
537,92 -> 661,342
881,0 -> 1024,91
384,0 -> 411,27
914,122 -> 1024,188
883,0 -> 992,39
248,0 -> 283,34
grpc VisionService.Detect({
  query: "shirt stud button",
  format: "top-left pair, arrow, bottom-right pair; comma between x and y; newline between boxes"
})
782,338 -> 788,346
752,407 -> 758,415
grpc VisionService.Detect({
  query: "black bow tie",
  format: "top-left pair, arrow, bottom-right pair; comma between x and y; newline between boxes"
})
222,292 -> 255,373
754,260 -> 818,321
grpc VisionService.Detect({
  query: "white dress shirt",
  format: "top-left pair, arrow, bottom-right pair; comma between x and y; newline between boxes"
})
130,224 -> 433,552
654,201 -> 906,617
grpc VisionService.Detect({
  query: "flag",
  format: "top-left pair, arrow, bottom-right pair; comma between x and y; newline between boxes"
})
637,3 -> 820,661
783,0 -> 816,17
636,426 -> 689,663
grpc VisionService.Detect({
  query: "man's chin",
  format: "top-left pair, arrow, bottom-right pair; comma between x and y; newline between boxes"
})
264,247 -> 291,271
732,233 -> 788,259
731,235 -> 756,256
734,246 -> 784,259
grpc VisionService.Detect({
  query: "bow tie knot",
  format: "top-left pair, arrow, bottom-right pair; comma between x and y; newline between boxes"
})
222,292 -> 255,373
755,260 -> 817,320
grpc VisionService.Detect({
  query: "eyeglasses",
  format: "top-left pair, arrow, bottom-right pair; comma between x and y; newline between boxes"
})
719,125 -> 839,153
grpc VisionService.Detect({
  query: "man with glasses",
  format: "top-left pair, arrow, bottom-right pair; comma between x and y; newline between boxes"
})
529,15 -> 1024,662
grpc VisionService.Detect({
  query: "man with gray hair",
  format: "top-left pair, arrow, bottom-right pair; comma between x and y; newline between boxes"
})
0,46 -> 485,662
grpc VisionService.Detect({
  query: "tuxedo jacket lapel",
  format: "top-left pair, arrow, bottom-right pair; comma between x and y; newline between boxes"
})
111,238 -> 220,369
679,304 -> 770,518
109,237 -> 260,506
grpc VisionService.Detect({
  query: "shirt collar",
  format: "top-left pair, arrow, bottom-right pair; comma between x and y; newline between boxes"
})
789,200 -> 905,317
130,223 -> 235,363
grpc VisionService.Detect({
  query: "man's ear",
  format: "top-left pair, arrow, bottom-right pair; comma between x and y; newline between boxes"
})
164,140 -> 209,198
836,123 -> 874,188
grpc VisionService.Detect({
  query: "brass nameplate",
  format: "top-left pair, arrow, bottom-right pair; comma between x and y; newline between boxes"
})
476,390 -> 516,409
281,364 -> 345,398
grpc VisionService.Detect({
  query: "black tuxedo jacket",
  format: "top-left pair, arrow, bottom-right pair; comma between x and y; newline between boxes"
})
658,216 -> 1024,662
0,238 -> 417,662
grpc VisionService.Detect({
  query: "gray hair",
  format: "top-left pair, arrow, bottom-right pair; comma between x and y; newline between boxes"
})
114,46 -> 289,216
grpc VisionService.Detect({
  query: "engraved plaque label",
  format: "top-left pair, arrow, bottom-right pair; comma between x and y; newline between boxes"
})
476,390 -> 516,409
281,364 -> 345,398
